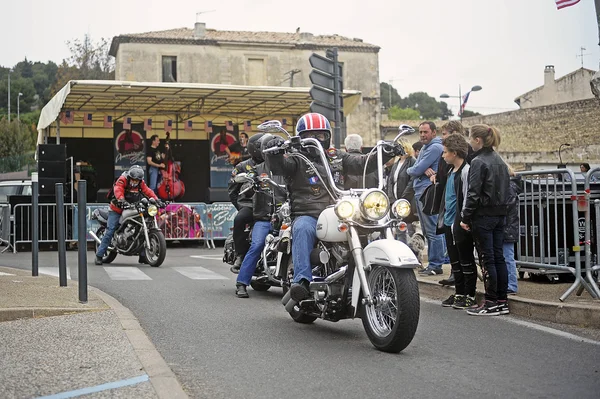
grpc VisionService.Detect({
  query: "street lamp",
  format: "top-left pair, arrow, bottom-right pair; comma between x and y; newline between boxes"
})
440,85 -> 482,120
17,92 -> 23,121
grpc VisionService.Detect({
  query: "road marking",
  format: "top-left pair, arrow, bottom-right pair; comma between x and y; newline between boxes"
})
36,374 -> 149,399
103,267 -> 152,280
0,271 -> 15,276
190,255 -> 223,260
420,297 -> 600,346
173,266 -> 228,280
39,267 -> 71,280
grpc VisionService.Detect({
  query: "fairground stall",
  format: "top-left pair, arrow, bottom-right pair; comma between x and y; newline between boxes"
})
2,80 -> 360,250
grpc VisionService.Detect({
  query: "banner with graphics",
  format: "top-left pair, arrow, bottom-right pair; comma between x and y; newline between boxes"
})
209,129 -> 237,188
114,123 -> 146,179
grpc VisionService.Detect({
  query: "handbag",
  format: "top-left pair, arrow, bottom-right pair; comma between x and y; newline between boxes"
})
419,182 -> 441,216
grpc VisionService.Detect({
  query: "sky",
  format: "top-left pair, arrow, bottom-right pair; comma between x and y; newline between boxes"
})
1,0 -> 598,116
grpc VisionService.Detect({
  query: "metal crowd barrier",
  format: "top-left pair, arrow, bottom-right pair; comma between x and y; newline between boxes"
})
516,168 -> 599,301
581,167 -> 600,299
0,204 -> 12,253
11,203 -> 77,253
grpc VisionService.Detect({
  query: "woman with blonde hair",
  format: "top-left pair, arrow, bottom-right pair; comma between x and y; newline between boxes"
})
460,124 -> 511,316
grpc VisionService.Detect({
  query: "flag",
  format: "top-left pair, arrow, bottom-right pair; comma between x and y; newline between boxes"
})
184,120 -> 193,132
459,91 -> 471,116
226,120 -> 233,132
123,117 -> 132,130
83,113 -> 93,126
205,121 -> 213,133
144,118 -> 153,131
103,115 -> 113,128
555,0 -> 580,10
164,119 -> 172,132
60,110 -> 74,124
282,118 -> 288,129
244,120 -> 252,133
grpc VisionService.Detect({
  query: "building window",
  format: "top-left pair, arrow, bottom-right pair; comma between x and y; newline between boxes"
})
247,58 -> 265,86
162,56 -> 177,82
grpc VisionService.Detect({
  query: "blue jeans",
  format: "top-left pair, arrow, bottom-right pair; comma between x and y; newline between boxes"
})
237,221 -> 271,286
148,166 -> 161,192
471,216 -> 508,301
503,242 -> 518,293
96,210 -> 120,258
415,190 -> 446,270
291,215 -> 318,283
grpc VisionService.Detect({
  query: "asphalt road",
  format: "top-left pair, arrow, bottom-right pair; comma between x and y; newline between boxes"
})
3,246 -> 600,398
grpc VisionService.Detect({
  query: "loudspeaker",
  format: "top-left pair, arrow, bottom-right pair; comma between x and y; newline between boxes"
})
38,161 -> 66,179
38,144 -> 66,162
39,178 -> 66,196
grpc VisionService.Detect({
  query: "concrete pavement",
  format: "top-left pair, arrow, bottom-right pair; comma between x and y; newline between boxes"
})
0,266 -> 188,399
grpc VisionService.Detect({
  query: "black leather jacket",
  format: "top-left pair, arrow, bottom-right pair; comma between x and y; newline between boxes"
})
252,162 -> 287,221
503,176 -> 522,243
266,148 -> 387,219
228,158 -> 257,210
461,147 -> 510,224
344,149 -> 378,189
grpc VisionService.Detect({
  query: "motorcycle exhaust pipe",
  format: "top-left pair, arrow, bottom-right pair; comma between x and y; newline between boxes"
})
281,290 -> 292,306
284,298 -> 298,313
88,230 -> 115,252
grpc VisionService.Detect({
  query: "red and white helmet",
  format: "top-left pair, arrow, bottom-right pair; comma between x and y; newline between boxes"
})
295,113 -> 332,148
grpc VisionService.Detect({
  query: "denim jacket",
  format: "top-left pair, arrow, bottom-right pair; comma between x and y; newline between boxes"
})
406,137 -> 443,197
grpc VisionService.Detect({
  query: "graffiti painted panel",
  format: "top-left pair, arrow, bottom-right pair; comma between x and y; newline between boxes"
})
157,203 -> 204,239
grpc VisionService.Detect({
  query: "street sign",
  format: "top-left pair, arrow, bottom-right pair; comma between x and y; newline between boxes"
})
309,70 -> 335,91
309,53 -> 335,75
309,101 -> 344,126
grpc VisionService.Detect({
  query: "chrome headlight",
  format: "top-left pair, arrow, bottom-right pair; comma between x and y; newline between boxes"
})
392,199 -> 411,219
359,189 -> 389,221
280,203 -> 291,218
335,200 -> 356,220
147,205 -> 158,217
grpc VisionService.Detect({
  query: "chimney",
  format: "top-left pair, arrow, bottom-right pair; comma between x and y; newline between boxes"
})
194,22 -> 206,39
544,65 -> 555,88
299,32 -> 314,42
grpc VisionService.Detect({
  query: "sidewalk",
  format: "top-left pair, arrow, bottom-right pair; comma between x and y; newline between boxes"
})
0,266 -> 188,399
416,263 -> 600,328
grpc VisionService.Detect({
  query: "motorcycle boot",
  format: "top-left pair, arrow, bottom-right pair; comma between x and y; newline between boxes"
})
230,255 -> 243,274
235,283 -> 249,298
289,279 -> 310,302
94,256 -> 103,266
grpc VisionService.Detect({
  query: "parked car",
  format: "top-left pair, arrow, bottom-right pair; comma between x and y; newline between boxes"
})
0,179 -> 32,203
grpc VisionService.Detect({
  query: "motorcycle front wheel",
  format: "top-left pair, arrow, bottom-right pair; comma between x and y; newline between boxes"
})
95,227 -> 117,264
145,229 -> 167,267
361,267 -> 420,353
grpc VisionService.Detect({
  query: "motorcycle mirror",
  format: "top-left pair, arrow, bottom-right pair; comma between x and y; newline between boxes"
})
257,120 -> 292,138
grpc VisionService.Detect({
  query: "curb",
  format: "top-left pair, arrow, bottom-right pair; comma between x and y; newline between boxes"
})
91,287 -> 189,399
417,278 -> 600,329
0,307 -> 106,322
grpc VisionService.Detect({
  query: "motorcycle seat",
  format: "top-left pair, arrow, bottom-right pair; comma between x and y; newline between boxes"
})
98,209 -> 110,219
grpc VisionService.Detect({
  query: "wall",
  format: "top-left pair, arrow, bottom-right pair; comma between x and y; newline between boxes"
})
517,69 -> 596,109
115,42 -> 381,145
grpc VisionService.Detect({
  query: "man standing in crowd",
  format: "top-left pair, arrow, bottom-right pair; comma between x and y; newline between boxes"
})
407,121 -> 446,275
146,135 -> 165,192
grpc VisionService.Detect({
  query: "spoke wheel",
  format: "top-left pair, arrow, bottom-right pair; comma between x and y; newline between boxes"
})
145,229 -> 167,267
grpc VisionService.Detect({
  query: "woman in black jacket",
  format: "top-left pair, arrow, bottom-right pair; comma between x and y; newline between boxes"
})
460,124 -> 510,316
385,141 -> 417,242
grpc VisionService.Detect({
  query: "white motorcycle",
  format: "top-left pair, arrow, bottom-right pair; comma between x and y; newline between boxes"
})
262,121 -> 421,353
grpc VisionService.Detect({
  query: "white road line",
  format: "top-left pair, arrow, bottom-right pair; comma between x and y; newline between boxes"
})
190,255 -> 223,260
173,266 -> 229,280
0,272 -> 15,276
420,297 -> 600,346
39,267 -> 71,280
104,267 -> 152,280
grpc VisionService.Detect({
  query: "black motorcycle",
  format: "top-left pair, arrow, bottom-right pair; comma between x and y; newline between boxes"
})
90,198 -> 168,267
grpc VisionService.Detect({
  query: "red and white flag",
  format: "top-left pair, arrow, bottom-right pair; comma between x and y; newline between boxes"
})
164,120 -> 173,132
83,113 -> 93,126
104,115 -> 113,128
555,0 -> 580,10
60,110 -> 74,124
244,120 -> 252,133
184,120 -> 193,132
205,121 -> 213,133
144,118 -> 153,131
226,120 -> 233,132
123,117 -> 132,130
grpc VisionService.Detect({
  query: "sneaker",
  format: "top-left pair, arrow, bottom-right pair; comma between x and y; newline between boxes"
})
235,283 -> 249,298
441,294 -> 456,307
497,300 -> 510,315
451,295 -> 468,309
463,296 -> 476,309
439,275 -> 456,286
466,300 -> 500,316
418,267 -> 443,276
507,290 -> 517,295
94,256 -> 103,266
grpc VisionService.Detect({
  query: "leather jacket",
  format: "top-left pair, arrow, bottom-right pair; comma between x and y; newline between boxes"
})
343,149 -> 378,189
266,147 -> 388,219
503,176 -> 522,243
252,162 -> 287,221
228,158 -> 257,210
109,174 -> 157,214
461,147 -> 510,224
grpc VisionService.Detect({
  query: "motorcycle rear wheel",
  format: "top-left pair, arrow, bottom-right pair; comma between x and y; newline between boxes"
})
250,282 -> 271,291
145,229 -> 167,267
361,267 -> 419,353
95,227 -> 117,264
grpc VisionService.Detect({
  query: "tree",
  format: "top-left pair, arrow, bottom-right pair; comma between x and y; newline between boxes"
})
400,92 -> 444,120
380,82 -> 402,109
439,101 -> 453,120
460,110 -> 482,118
388,106 -> 420,120
51,34 -> 114,95
0,119 -> 37,172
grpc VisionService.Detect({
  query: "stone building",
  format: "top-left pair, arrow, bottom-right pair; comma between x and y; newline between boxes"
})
109,23 -> 382,145
514,65 -> 597,109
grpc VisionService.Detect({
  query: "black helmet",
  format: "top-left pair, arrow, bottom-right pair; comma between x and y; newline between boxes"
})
247,133 -> 265,162
127,165 -> 145,181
